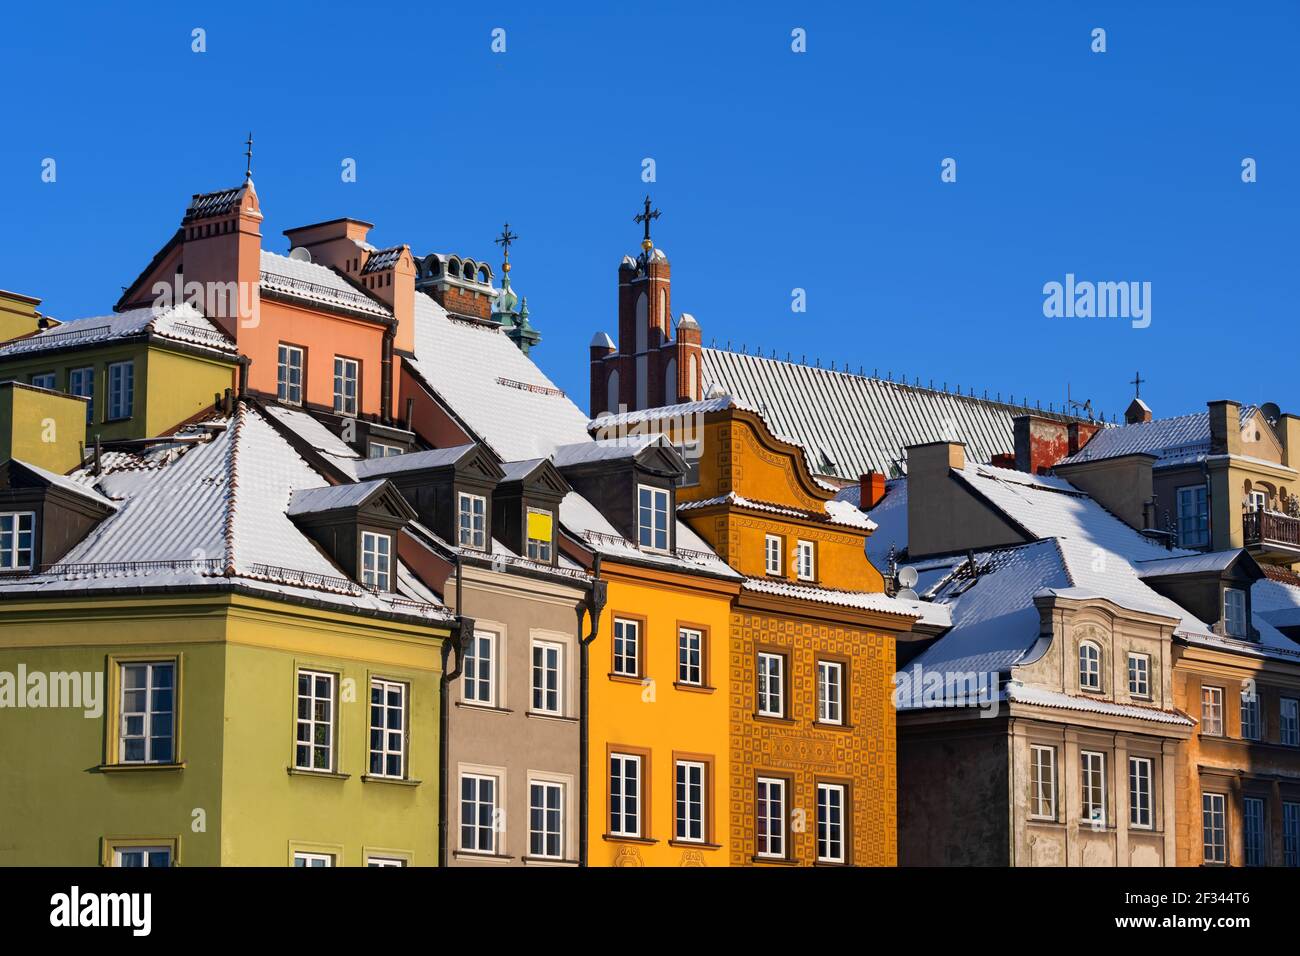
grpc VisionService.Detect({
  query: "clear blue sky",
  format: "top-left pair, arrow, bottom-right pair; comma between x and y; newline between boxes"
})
2,1 -> 1296,421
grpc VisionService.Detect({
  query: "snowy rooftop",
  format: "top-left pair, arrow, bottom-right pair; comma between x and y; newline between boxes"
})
679,491 -> 876,530
259,250 -> 393,320
742,577 -> 947,626
0,303 -> 235,358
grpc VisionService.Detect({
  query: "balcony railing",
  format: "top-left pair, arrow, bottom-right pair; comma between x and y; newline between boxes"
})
1243,509 -> 1300,551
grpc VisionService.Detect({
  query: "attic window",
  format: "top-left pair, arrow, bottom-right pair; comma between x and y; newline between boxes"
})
361,531 -> 392,591
458,492 -> 487,550
637,485 -> 669,552
1224,588 -> 1248,638
526,507 -> 553,563
0,512 -> 35,570
1078,641 -> 1102,692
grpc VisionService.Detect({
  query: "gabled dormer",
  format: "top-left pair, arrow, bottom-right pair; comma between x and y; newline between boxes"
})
354,443 -> 504,553
1137,549 -> 1265,641
552,437 -> 688,554
0,459 -> 117,573
287,479 -> 416,592
493,459 -> 571,565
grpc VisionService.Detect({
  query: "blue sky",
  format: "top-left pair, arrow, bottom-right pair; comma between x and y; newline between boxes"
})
2,1 -> 1296,421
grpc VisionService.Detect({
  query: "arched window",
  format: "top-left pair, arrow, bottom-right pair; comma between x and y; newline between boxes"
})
1078,641 -> 1101,691
664,356 -> 677,405
463,261 -> 476,281
606,369 -> 620,414
478,265 -> 490,285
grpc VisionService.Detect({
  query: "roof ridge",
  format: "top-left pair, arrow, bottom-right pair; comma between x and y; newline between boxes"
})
219,403 -> 245,575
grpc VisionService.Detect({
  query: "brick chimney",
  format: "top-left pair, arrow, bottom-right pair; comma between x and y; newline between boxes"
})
1208,400 -> 1242,456
668,313 -> 703,405
589,332 -> 618,416
176,181 -> 264,340
417,255 -> 495,322
859,471 -> 888,510
1068,420 -> 1102,455
1013,415 -> 1070,474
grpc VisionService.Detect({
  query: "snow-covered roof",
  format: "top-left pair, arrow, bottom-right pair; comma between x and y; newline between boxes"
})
259,250 -> 393,320
741,577 -> 946,626
10,458 -> 118,510
1136,551 -> 1247,577
1057,409 -> 1210,466
552,436 -> 672,468
0,303 -> 235,358
700,348 -> 1090,479
0,405 -> 450,622
353,445 -> 476,479
1006,682 -> 1195,726
287,479 -> 390,516
678,491 -> 876,530
261,404 -> 362,479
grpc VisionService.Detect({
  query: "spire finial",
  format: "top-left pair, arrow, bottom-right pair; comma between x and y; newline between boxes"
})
634,195 -> 660,252
1131,370 -> 1145,398
244,132 -> 254,183
494,222 -> 518,274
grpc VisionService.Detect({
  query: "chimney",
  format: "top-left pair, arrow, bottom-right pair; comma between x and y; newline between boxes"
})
1208,400 -> 1242,457
670,314 -> 703,404
1124,397 -> 1153,424
859,471 -> 888,510
1277,412 -> 1300,470
589,332 -> 617,416
282,218 -> 375,275
1013,414 -> 1070,474
418,255 -> 495,322
175,181 -> 264,340
1068,420 -> 1102,455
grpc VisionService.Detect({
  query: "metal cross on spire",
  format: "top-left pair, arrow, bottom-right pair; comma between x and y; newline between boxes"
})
634,195 -> 660,252
494,223 -> 519,273
1131,371 -> 1145,398
244,132 -> 254,183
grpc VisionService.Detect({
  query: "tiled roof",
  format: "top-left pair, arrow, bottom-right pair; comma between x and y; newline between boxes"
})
360,246 -> 405,274
678,491 -> 876,530
182,185 -> 246,222
259,250 -> 393,319
0,303 -> 235,358
741,577 -> 946,626
261,405 -> 362,479
1007,683 -> 1195,726
700,348 -> 1091,479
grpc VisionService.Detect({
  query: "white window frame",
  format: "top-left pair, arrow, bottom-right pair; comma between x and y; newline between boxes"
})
1202,792 -> 1226,864
293,852 -> 334,867
612,618 -> 640,678
677,627 -> 703,686
0,511 -> 36,571
1029,744 -> 1056,820
107,360 -> 134,420
1241,686 -> 1261,741
1128,756 -> 1153,830
764,534 -> 783,576
111,845 -> 172,868
756,776 -> 786,859
277,344 -> 304,404
1078,641 -> 1102,691
1224,587 -> 1248,638
333,356 -> 359,416
360,530 -> 391,592
531,639 -> 562,715
1283,801 -> 1300,868
457,492 -> 487,551
674,760 -> 707,844
525,507 -> 554,562
366,856 -> 406,867
795,539 -> 815,581
757,652 -> 785,718
368,441 -> 402,458
1127,653 -> 1150,698
459,772 -> 499,855
816,782 -> 847,863
119,660 -> 176,765
1201,685 -> 1224,736
462,631 -> 496,706
817,660 -> 843,725
608,753 -> 642,838
368,678 -> 407,779
1243,796 -> 1266,866
528,779 -> 565,860
30,371 -> 56,390
295,669 -> 336,772
1176,484 -> 1209,548
1281,697 -> 1300,747
637,484 -> 670,553
69,366 -> 94,423
1080,751 -> 1106,826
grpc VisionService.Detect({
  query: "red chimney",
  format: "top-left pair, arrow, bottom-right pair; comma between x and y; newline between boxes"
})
1068,421 -> 1102,455
859,471 -> 887,510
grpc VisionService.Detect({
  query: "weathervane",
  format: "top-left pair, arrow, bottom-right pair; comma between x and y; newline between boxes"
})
244,132 -> 254,183
494,223 -> 518,273
634,195 -> 660,252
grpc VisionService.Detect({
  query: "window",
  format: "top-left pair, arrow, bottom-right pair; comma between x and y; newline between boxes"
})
756,777 -> 786,859
637,485 -> 669,552
1029,745 -> 1056,820
817,660 -> 843,725
1202,793 -> 1226,863
531,640 -> 562,715
526,508 -> 554,562
360,531 -> 391,591
460,773 -> 499,854
457,492 -> 486,550
1201,686 -> 1224,736
677,627 -> 703,686
107,360 -> 134,420
757,652 -> 786,718
609,753 -> 642,838
69,366 -> 94,423
1080,751 -> 1106,826
1247,489 -> 1268,513
1240,686 -> 1261,741
1224,588 -> 1248,638
764,534 -> 783,576
367,857 -> 406,867
30,371 -> 56,390
1128,757 -> 1153,829
1127,653 -> 1150,698
529,781 -> 564,859
112,845 -> 172,867
612,618 -> 640,678
295,670 -> 336,771
817,783 -> 847,863
463,631 -> 495,706
333,356 -> 359,415
119,661 -> 175,764
368,678 -> 406,779
1176,484 -> 1209,548
368,442 -> 402,458
277,344 -> 304,404
1078,641 -> 1101,691
1284,802 -> 1300,867
1282,698 -> 1299,747
795,540 -> 815,581
0,512 -> 35,571
1244,796 -> 1266,866
674,760 -> 706,843
293,852 -> 333,867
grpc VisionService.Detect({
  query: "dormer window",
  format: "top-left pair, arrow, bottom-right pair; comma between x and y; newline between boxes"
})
637,484 -> 669,552
458,492 -> 487,550
1078,641 -> 1102,692
0,512 -> 35,571
1224,588 -> 1248,638
368,442 -> 403,459
361,531 -> 392,591
526,507 -> 553,562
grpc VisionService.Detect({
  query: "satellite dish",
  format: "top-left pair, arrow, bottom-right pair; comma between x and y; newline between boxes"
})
1261,402 -> 1281,425
896,588 -> 919,601
288,246 -> 312,263
897,565 -> 919,589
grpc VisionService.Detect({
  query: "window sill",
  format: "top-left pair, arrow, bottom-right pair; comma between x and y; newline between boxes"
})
97,761 -> 186,773
286,767 -> 350,780
668,839 -> 721,850
522,856 -> 579,867
454,702 -> 513,715
751,855 -> 798,866
453,850 -> 515,863
811,720 -> 852,731
361,774 -> 422,787
754,713 -> 795,725
812,859 -> 851,867
673,682 -> 716,694
525,711 -> 577,723
607,673 -> 645,685
602,834 -> 658,845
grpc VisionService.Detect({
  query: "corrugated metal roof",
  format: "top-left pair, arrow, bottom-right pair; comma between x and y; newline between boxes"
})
353,445 -> 475,479
1058,410 -> 1210,465
700,349 -> 1088,479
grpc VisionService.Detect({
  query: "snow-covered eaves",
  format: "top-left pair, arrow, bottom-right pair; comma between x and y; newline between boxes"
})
552,436 -> 672,468
1007,682 -> 1195,726
742,577 -> 947,625
1057,410 -> 1213,466
0,303 -> 235,358
260,250 -> 393,320
10,458 -> 118,510
287,479 -> 389,516
353,445 -> 476,479
1136,550 -> 1247,578
678,491 -> 876,530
